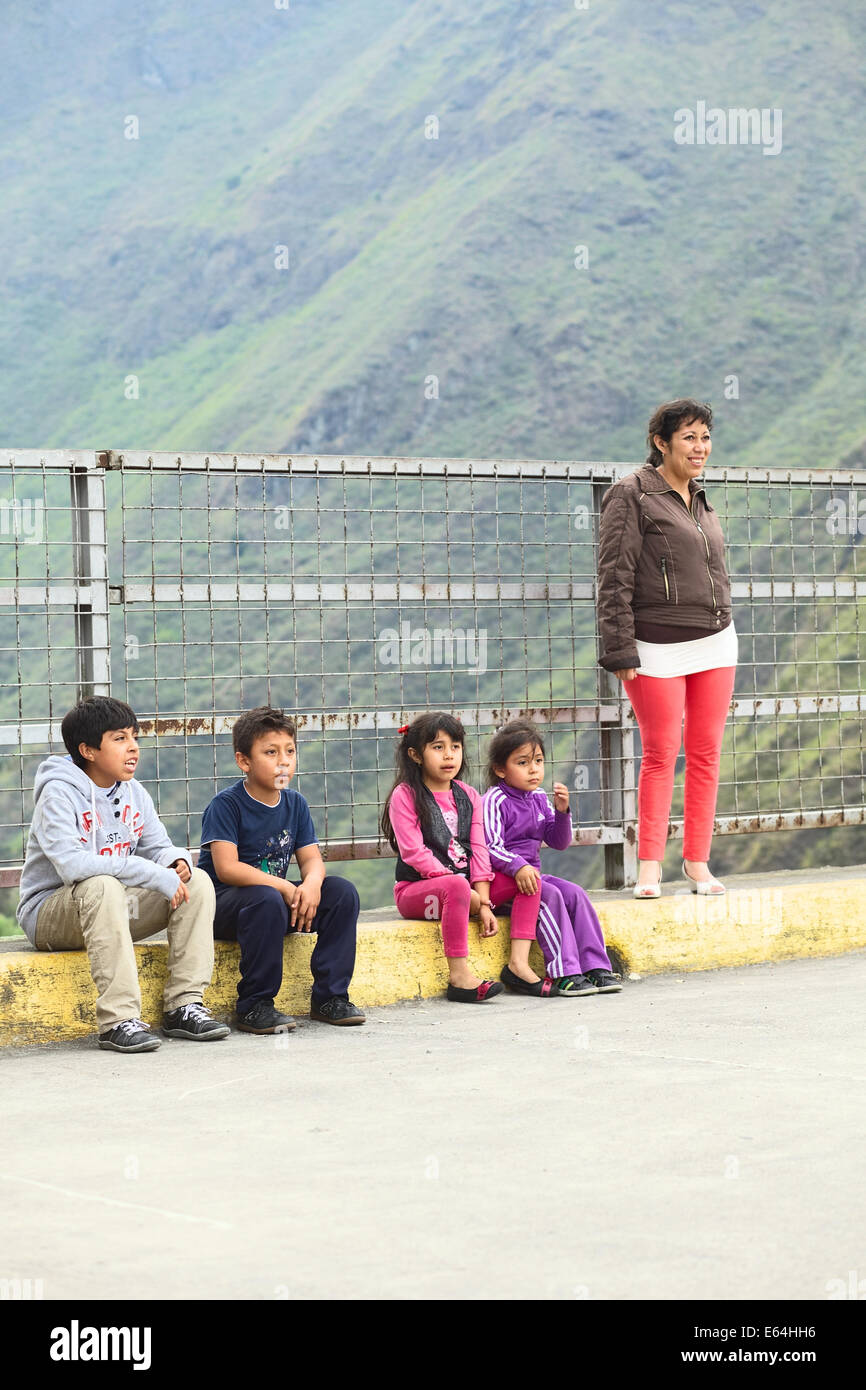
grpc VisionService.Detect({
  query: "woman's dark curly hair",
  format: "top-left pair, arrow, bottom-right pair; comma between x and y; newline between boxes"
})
646,398 -> 713,467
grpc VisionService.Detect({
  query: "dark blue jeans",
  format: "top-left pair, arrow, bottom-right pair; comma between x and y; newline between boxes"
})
213,876 -> 359,1014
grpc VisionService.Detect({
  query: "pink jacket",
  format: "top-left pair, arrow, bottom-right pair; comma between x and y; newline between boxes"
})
388,780 -> 493,882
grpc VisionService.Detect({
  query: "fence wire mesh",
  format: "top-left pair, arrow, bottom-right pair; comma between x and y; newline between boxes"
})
1,450 -> 864,890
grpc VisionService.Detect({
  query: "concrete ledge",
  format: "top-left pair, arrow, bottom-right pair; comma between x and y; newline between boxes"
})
1,866 -> 865,1045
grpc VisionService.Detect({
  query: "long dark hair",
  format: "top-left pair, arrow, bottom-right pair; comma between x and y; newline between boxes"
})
381,712 -> 469,852
485,718 -> 545,788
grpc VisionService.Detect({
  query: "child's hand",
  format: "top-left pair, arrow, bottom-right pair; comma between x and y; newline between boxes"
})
278,880 -> 297,908
478,904 -> 498,938
171,858 -> 191,883
552,782 -> 570,812
515,865 -> 541,895
290,880 -> 321,933
169,879 -> 190,911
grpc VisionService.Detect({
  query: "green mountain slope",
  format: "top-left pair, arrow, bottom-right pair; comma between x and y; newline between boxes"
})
2,0 -> 866,465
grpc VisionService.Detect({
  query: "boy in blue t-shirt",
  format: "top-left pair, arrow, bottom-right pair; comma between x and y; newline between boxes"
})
199,706 -> 365,1033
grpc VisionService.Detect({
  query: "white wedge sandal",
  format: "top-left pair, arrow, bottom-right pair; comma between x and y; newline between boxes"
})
682,861 -> 726,895
633,865 -> 662,899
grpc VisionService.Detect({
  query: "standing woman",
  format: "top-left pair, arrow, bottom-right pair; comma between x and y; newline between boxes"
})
596,399 -> 737,897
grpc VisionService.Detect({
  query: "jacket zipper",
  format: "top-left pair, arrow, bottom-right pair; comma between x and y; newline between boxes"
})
665,486 -> 719,617
660,556 -> 670,601
694,518 -> 717,613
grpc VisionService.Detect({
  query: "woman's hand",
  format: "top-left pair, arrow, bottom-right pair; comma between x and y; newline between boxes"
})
615,668 -> 637,681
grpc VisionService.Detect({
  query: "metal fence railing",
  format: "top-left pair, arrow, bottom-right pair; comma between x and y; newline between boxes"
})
1,449 -> 864,890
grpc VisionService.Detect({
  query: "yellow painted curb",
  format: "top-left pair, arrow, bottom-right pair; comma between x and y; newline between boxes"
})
599,877 -> 866,974
1,875 -> 865,1045
0,922 -> 545,1047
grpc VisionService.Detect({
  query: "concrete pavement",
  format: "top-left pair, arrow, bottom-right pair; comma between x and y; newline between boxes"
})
3,950 -> 866,1300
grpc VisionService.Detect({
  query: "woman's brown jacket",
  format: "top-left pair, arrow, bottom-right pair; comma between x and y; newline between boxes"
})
596,463 -> 732,672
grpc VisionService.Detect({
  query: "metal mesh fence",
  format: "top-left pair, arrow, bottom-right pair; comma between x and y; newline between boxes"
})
1,450 -> 864,890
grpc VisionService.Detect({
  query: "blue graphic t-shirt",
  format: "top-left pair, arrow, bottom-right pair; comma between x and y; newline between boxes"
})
198,779 -> 318,886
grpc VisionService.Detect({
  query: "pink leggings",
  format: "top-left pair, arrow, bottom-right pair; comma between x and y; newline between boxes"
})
624,666 -> 736,862
489,871 -> 540,940
394,875 -> 473,957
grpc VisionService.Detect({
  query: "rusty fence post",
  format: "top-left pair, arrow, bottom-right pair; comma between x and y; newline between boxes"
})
599,667 -> 638,888
70,456 -> 111,699
592,478 -> 639,888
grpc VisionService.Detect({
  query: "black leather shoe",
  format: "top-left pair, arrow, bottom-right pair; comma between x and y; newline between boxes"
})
236,1001 -> 297,1034
445,979 -> 504,1003
310,997 -> 366,1026
500,966 -> 558,997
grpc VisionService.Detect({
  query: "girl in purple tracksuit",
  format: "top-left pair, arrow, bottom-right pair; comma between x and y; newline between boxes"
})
482,719 -> 621,998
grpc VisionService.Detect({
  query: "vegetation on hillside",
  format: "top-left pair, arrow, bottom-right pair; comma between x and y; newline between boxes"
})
2,1 -> 865,465
1,2 -> 863,909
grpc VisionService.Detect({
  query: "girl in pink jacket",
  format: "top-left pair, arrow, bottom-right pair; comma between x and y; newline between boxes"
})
381,712 -> 504,1004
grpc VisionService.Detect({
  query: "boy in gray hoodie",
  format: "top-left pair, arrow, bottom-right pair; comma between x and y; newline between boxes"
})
16,696 -> 228,1053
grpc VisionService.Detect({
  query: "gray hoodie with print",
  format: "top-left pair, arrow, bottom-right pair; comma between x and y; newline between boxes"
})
16,754 -> 191,944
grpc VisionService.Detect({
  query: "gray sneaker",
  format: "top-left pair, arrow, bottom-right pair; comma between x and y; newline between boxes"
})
162,1002 -> 230,1040
98,1018 -> 161,1053
584,969 -> 623,994
553,974 -> 599,997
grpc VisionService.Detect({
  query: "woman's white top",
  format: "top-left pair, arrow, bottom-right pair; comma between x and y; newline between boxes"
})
634,621 -> 738,679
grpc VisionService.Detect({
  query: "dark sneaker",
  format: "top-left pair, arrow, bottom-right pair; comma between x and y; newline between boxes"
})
585,969 -> 623,994
162,1002 -> 230,1040
236,1001 -> 297,1034
554,974 -> 599,997
310,997 -> 366,1026
98,1018 -> 161,1053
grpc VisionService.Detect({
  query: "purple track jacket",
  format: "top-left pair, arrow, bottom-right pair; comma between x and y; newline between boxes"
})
482,780 -> 574,874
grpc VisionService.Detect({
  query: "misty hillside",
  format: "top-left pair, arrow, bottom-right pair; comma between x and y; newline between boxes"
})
2,0 -> 865,466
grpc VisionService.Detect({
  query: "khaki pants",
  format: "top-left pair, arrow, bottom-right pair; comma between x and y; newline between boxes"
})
34,868 -> 216,1032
